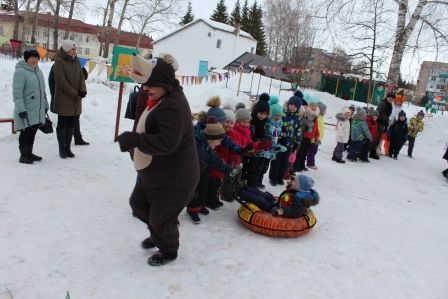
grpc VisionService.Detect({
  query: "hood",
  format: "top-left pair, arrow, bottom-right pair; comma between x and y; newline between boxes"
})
56,49 -> 77,61
304,106 -> 320,120
335,112 -> 346,121
15,60 -> 39,72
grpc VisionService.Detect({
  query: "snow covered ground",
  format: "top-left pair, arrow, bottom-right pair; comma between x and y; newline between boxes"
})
1,59 -> 448,299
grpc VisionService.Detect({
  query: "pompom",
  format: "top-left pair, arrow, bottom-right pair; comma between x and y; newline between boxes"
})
269,96 -> 279,105
294,89 -> 304,99
197,111 -> 207,123
235,102 -> 246,110
207,115 -> 218,124
259,93 -> 270,102
207,96 -> 221,108
222,103 -> 234,111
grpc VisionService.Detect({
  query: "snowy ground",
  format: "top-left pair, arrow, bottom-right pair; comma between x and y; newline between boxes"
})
1,59 -> 448,299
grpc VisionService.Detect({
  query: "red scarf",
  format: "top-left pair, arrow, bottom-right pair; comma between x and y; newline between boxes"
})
147,98 -> 160,110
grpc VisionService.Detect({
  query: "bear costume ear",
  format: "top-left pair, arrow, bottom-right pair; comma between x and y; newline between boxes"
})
130,54 -> 155,83
159,53 -> 179,72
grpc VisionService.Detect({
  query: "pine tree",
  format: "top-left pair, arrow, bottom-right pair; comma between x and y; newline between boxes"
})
210,0 -> 228,24
240,0 -> 250,32
179,0 -> 194,26
229,0 -> 241,27
248,2 -> 267,56
0,0 -> 14,10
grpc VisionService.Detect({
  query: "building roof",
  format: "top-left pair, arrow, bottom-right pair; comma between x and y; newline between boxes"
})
0,10 -> 152,49
153,18 -> 255,44
223,52 -> 289,80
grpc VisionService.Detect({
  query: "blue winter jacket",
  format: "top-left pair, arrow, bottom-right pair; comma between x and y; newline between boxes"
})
195,129 -> 232,174
279,111 -> 302,147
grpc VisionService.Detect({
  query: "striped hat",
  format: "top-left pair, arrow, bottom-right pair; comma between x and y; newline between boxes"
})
204,116 -> 225,140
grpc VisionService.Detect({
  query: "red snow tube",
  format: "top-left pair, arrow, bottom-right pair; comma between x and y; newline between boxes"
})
237,203 -> 317,238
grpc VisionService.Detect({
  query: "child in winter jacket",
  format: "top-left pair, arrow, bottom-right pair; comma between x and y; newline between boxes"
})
272,174 -> 320,218
269,95 -> 302,185
306,101 -> 326,169
243,93 -> 273,188
407,110 -> 425,158
347,107 -> 371,162
332,107 -> 352,163
387,110 -> 408,159
359,108 -> 379,162
293,95 -> 320,172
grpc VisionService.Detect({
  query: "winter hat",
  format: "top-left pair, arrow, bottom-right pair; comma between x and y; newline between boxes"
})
417,110 -> 425,118
295,174 -> 314,191
252,93 -> 271,114
398,110 -> 406,118
223,108 -> 236,123
386,92 -> 396,99
61,39 -> 77,52
369,108 -> 379,118
235,102 -> 246,111
130,53 -> 178,92
206,96 -> 226,122
294,89 -> 304,99
204,116 -> 225,140
318,102 -> 327,115
287,95 -> 302,110
235,108 -> 252,122
349,104 -> 356,112
356,106 -> 366,118
23,49 -> 40,62
342,107 -> 351,115
305,93 -> 319,106
269,96 -> 283,117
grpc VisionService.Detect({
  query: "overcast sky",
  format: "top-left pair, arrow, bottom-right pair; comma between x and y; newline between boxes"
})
81,0 -> 446,82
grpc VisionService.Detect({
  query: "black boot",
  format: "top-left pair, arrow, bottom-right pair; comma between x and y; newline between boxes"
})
19,146 -> 33,164
56,128 -> 68,158
141,237 -> 156,249
75,139 -> 90,145
65,127 -> 75,158
147,251 -> 177,266
29,144 -> 42,161
442,169 -> 448,178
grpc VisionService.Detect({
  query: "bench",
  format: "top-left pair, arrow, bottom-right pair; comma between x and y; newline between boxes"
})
0,118 -> 16,134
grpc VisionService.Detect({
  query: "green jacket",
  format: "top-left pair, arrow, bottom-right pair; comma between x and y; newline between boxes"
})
53,50 -> 86,116
350,114 -> 371,142
12,60 -> 49,131
408,117 -> 424,138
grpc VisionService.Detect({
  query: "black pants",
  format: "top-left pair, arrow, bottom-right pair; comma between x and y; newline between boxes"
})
347,140 -> 362,160
205,176 -> 222,209
359,139 -> 371,160
294,137 -> 311,171
269,149 -> 291,183
57,115 -> 76,129
408,136 -> 415,156
389,140 -> 404,158
188,171 -> 215,210
242,156 -> 263,188
239,187 -> 275,212
19,124 -> 39,147
258,157 -> 270,186
74,115 -> 85,143
130,175 -> 194,254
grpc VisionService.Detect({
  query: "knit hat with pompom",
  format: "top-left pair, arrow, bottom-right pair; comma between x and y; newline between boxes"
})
206,96 -> 226,122
269,96 -> 283,117
252,93 -> 271,114
204,116 -> 226,140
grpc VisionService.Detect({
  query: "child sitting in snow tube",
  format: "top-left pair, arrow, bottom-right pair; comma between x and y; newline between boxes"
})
235,174 -> 319,238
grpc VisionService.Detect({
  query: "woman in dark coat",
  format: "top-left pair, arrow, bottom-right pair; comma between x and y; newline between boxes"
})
117,54 -> 199,266
443,147 -> 448,179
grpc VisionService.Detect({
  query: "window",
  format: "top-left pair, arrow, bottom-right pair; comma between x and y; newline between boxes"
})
79,36 -> 83,42
78,47 -> 83,53
431,76 -> 437,81
85,36 -> 90,43
43,30 -> 48,37
216,39 -> 222,49
251,47 -> 254,53
69,34 -> 75,41
84,48 -> 90,55
42,43 -> 47,49
0,25 -> 3,35
36,29 -> 40,37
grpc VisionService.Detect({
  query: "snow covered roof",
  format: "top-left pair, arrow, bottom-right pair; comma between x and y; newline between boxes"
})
154,18 -> 255,44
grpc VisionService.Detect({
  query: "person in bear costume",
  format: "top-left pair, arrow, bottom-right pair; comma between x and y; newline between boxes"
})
117,53 -> 199,266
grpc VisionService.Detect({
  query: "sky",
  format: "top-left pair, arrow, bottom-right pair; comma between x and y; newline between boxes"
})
79,0 -> 446,83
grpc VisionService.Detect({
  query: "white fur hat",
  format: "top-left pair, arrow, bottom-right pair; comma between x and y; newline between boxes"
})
61,39 -> 77,52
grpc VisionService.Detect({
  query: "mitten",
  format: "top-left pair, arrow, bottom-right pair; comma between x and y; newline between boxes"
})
18,111 -> 27,119
117,131 -> 140,152
79,91 -> 87,98
272,207 -> 284,216
242,143 -> 253,153
253,140 -> 272,151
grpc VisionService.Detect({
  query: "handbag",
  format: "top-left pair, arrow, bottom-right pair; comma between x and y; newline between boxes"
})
39,113 -> 54,134
125,85 -> 140,120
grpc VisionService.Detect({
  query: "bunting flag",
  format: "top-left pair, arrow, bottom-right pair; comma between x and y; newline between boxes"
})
106,65 -> 113,78
199,77 -> 203,84
78,57 -> 88,68
291,68 -> 296,74
0,35 -> 9,46
88,61 -> 97,74
97,62 -> 106,77
9,39 -> 22,51
36,46 -> 47,60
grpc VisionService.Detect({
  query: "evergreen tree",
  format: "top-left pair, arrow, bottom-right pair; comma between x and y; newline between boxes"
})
210,0 -> 228,24
229,0 -> 241,27
179,0 -> 194,26
248,2 -> 267,56
240,0 -> 250,32
0,0 -> 14,10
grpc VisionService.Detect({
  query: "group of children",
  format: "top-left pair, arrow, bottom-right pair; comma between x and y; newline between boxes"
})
332,96 -> 425,163
187,90 -> 323,224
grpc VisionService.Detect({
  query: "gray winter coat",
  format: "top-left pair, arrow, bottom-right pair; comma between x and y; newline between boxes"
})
12,60 -> 49,131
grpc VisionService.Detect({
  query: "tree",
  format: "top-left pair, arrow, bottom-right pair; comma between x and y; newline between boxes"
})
98,0 -> 110,57
240,0 -> 250,32
0,0 -> 14,10
63,0 -> 77,39
31,0 -> 43,44
179,0 -> 194,25
114,0 -> 132,46
248,2 -> 266,56
20,0 -> 32,42
102,0 -> 118,58
229,0 -> 241,26
53,0 -> 62,50
210,0 -> 228,24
